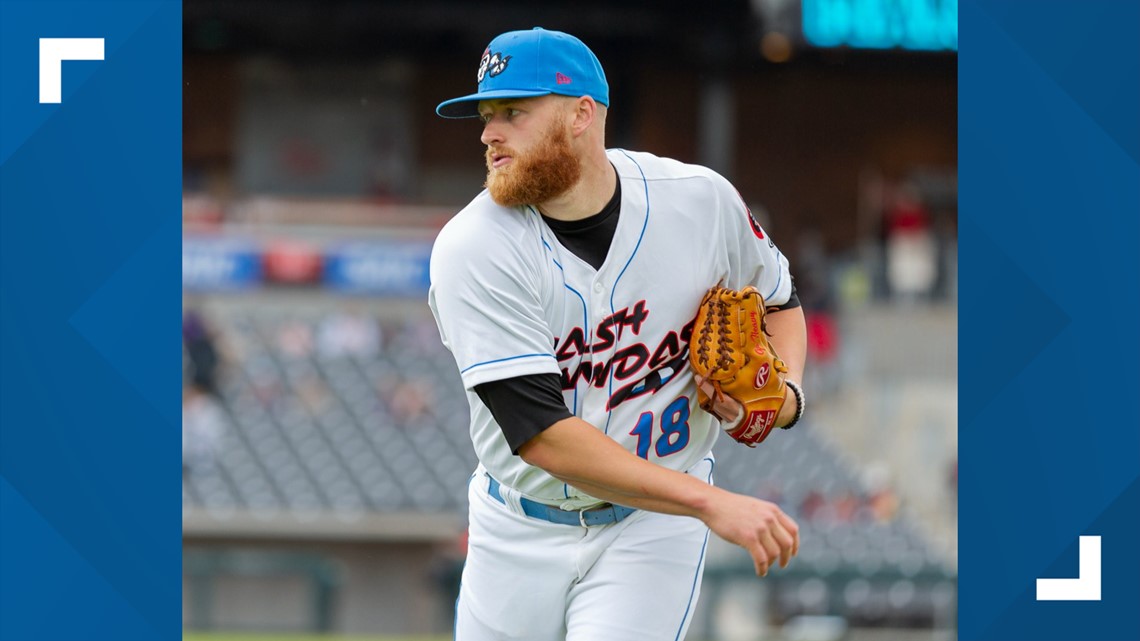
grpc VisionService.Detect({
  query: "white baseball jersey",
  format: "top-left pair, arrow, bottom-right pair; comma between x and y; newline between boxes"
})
429,149 -> 793,509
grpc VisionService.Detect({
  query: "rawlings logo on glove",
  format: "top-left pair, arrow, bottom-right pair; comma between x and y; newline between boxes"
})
689,285 -> 789,446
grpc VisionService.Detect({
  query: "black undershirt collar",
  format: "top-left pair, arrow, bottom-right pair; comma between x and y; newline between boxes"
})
541,172 -> 621,271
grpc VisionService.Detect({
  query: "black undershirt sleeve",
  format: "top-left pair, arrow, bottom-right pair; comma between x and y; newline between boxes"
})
474,373 -> 574,454
771,285 -> 801,311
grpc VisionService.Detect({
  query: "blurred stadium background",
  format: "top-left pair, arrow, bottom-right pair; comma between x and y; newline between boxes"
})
181,1 -> 957,639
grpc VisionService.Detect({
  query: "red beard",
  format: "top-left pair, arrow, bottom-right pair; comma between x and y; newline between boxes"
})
485,121 -> 582,207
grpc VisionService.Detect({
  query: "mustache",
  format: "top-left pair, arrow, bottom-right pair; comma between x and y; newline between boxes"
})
485,146 -> 517,164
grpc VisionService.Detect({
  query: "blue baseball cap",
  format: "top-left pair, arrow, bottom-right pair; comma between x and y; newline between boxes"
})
436,27 -> 609,119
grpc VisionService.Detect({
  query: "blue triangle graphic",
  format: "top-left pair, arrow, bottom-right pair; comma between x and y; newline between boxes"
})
0,477 -> 165,640
68,216 -> 180,428
958,218 -> 1070,428
977,1 -> 1139,164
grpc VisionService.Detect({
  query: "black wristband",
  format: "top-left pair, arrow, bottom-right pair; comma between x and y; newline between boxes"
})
782,380 -> 805,430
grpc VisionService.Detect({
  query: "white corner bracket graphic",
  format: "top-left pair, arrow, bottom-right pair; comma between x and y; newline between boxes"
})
1036,535 -> 1102,601
39,38 -> 105,104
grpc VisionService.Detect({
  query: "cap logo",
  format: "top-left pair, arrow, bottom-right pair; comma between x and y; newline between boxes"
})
477,50 -> 511,83
556,72 -> 572,85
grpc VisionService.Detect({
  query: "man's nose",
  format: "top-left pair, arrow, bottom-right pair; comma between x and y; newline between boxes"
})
480,121 -> 505,146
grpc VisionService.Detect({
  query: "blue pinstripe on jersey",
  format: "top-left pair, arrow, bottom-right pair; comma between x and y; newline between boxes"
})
602,150 -> 651,436
766,249 -> 785,301
460,353 -> 554,374
536,215 -> 589,502
561,282 -> 587,411
532,213 -> 590,416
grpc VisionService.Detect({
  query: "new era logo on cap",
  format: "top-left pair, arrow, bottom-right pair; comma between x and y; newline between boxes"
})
556,72 -> 571,85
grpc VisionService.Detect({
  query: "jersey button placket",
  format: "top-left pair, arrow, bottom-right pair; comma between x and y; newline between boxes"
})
593,282 -> 608,322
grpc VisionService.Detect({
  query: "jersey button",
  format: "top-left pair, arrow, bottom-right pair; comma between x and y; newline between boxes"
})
593,282 -> 603,293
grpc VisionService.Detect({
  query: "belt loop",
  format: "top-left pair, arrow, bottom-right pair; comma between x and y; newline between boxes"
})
579,510 -> 589,528
485,473 -> 503,503
489,475 -> 527,517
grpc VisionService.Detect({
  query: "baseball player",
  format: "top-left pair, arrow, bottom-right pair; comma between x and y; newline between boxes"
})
429,27 -> 808,641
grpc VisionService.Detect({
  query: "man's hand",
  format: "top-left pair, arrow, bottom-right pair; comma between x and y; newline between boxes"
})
695,375 -> 798,429
699,489 -> 800,576
693,374 -> 744,426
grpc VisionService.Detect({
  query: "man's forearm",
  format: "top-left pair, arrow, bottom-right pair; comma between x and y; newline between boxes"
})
764,305 -> 807,425
766,306 -> 807,383
517,416 -> 723,517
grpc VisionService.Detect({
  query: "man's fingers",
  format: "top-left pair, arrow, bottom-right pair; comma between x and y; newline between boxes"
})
758,530 -> 783,570
694,376 -> 719,402
779,532 -> 795,568
699,384 -> 742,423
694,373 -> 746,424
769,524 -> 795,568
760,519 -> 797,569
751,545 -> 770,577
777,512 -> 800,557
776,510 -> 798,533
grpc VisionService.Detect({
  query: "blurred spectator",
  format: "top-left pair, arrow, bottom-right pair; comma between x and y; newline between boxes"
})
796,226 -> 843,397
183,308 -> 220,395
868,489 -> 900,522
183,384 -> 225,476
374,372 -> 400,404
798,487 -> 902,524
389,378 -> 431,423
800,490 -> 827,520
297,376 -> 331,413
317,309 -> 382,358
804,311 -> 840,397
277,320 -> 314,358
883,183 -> 937,302
832,491 -> 861,523
374,373 -> 431,424
863,464 -> 900,523
249,366 -> 284,410
182,194 -> 225,229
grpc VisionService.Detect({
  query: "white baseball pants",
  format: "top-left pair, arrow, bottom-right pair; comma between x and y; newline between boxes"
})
454,457 -> 714,641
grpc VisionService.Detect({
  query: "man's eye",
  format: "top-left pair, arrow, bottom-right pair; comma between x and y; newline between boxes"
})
508,109 -> 521,118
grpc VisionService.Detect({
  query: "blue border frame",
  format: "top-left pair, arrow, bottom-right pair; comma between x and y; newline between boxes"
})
2,1 -> 1138,638
1,2 -> 181,639
959,1 -> 1139,639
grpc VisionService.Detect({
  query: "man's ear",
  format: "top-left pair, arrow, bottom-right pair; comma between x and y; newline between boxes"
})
570,96 -> 596,137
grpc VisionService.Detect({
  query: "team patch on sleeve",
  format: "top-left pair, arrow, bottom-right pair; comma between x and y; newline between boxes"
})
736,189 -> 775,247
749,206 -> 777,249
747,205 -> 765,239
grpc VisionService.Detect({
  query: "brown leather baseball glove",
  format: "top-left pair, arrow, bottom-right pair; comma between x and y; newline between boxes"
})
689,285 -> 789,446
